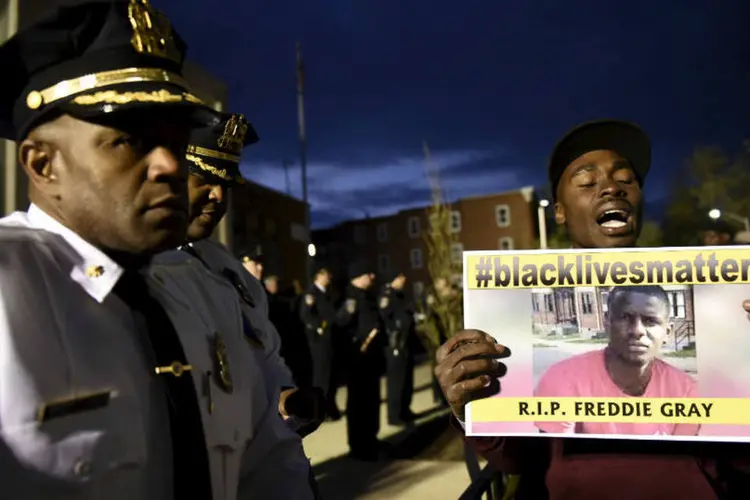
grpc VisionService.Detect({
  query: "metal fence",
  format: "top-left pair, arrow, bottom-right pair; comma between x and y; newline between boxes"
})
458,442 -> 510,500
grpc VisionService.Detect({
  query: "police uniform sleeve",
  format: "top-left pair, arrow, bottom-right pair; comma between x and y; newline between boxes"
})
236,412 -> 316,499
355,300 -> 382,346
0,238 -> 69,492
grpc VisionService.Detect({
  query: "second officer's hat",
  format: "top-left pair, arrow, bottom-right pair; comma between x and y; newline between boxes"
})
238,242 -> 264,265
0,0 -> 217,140
186,112 -> 259,185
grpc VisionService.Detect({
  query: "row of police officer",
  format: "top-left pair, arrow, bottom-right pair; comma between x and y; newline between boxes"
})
301,260 -> 417,459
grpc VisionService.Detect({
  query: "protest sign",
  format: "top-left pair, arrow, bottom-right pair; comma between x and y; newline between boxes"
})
463,246 -> 750,442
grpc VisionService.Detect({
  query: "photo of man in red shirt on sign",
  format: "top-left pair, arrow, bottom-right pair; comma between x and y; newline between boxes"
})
534,285 -> 699,436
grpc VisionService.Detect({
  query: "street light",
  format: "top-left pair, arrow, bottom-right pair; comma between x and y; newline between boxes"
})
538,199 -> 550,249
307,243 -> 316,257
708,208 -> 750,232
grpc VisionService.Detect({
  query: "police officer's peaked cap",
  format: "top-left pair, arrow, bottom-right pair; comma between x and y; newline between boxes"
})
0,0 -> 218,140
548,120 -> 651,200
238,243 -> 263,264
186,111 -> 259,186
348,260 -> 375,280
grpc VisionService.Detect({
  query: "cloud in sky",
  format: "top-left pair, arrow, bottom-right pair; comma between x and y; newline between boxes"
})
240,149 -> 526,228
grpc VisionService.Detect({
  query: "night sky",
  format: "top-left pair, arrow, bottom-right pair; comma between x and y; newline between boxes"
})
156,0 -> 750,229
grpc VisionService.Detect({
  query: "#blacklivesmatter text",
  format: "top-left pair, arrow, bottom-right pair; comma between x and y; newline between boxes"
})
483,253 -> 750,288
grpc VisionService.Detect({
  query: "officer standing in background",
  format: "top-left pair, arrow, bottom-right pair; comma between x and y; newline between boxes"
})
239,243 -> 264,280
336,261 -> 385,461
379,270 -> 417,426
300,263 -> 342,420
266,272 -> 314,388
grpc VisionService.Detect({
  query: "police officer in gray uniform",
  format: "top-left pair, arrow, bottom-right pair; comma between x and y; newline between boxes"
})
0,1 -> 316,498
175,112 -> 326,439
379,270 -> 417,426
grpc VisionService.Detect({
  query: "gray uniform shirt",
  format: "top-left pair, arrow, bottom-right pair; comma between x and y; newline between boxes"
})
0,205 -> 314,499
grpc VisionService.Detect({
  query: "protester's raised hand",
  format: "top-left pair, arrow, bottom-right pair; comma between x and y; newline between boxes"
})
434,329 -> 510,421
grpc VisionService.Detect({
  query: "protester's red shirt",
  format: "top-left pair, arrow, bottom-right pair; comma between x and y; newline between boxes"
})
457,419 -> 750,500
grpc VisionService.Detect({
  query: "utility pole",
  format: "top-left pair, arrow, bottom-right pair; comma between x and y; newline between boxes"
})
296,42 -> 311,286
282,158 -> 292,196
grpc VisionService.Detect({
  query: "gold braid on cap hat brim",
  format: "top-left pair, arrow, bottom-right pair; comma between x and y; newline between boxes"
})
25,67 -> 204,109
185,153 -> 245,184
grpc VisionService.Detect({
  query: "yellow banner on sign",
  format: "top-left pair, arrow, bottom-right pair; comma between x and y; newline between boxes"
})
465,248 -> 750,290
470,397 -> 750,425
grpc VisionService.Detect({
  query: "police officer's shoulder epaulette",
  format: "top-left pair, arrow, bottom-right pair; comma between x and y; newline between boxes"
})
220,267 -> 255,308
192,240 -> 260,309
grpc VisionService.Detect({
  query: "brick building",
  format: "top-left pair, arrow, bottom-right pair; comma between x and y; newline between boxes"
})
532,284 -> 695,350
312,186 -> 539,298
531,287 -> 579,336
228,181 -> 309,290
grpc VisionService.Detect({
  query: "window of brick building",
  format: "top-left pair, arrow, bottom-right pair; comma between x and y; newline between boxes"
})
408,216 -> 420,238
378,254 -> 390,273
410,248 -> 423,269
544,294 -> 554,312
376,222 -> 388,242
450,210 -> 461,233
668,291 -> 686,318
581,292 -> 594,314
495,204 -> 511,227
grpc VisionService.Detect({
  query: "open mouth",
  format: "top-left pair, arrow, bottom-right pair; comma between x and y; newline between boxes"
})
596,209 -> 630,229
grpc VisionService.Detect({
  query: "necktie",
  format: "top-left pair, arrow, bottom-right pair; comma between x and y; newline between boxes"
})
114,270 -> 213,499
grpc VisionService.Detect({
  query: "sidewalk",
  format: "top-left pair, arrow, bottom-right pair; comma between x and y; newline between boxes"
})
303,360 -> 476,499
